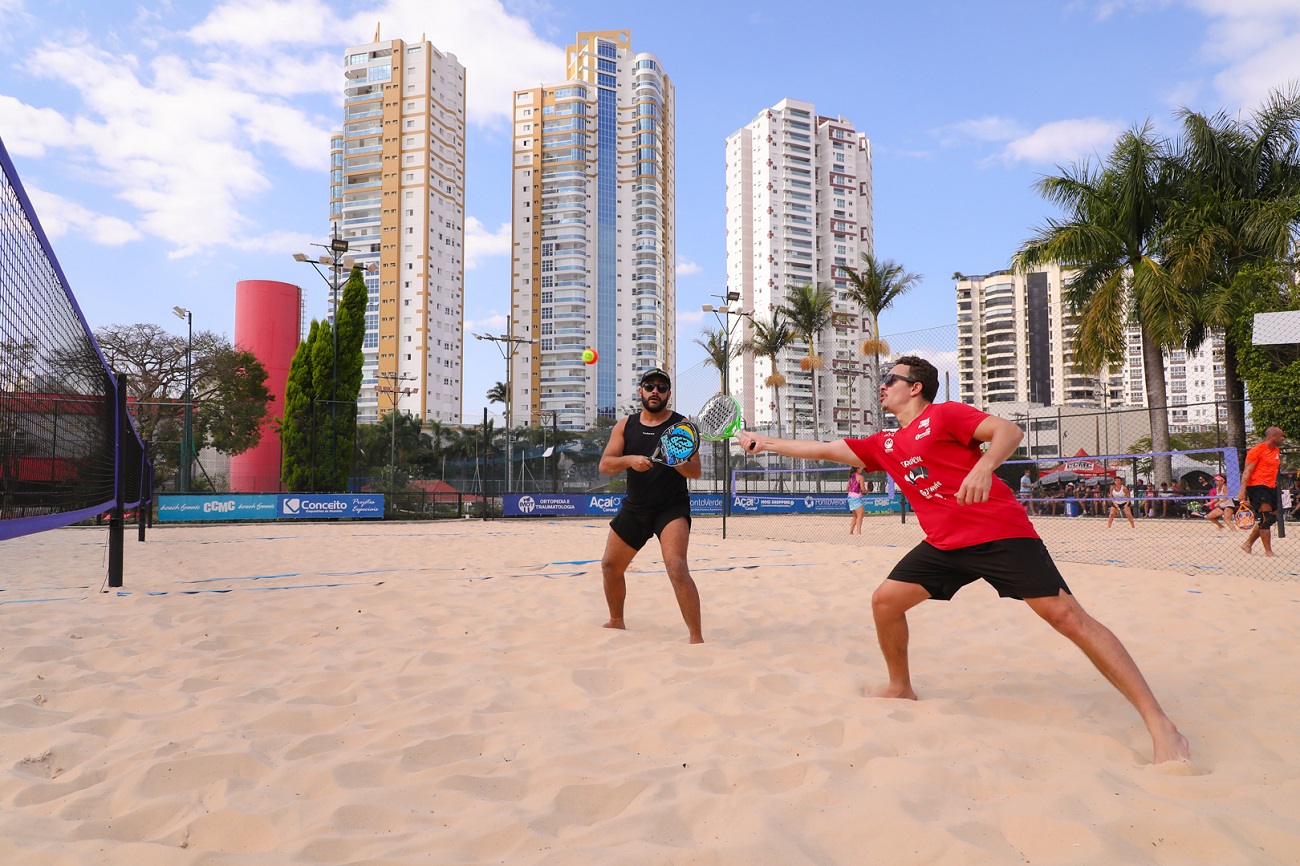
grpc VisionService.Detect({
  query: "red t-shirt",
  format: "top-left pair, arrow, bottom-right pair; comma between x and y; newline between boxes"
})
845,402 -> 1038,550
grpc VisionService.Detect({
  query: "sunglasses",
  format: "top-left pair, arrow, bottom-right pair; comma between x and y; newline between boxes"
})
881,372 -> 919,388
641,382 -> 670,393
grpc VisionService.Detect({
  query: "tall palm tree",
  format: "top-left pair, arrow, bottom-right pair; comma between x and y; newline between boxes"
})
841,253 -> 923,431
779,283 -> 835,438
487,381 -> 508,407
1015,121 -> 1185,486
743,314 -> 797,438
694,327 -> 735,391
1164,85 -> 1300,462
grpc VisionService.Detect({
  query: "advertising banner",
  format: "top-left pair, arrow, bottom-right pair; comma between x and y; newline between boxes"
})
277,494 -> 384,519
503,494 -> 588,516
158,494 -> 279,522
730,494 -> 898,514
585,494 -> 626,515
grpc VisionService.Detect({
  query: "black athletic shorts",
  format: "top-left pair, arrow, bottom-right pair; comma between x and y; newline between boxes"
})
1246,484 -> 1278,513
609,502 -> 692,551
887,537 -> 1071,601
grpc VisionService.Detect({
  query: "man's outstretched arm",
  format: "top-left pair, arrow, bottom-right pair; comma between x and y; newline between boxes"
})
736,431 -> 865,467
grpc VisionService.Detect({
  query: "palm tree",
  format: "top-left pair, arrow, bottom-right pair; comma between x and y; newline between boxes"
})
1164,85 -> 1300,462
1014,121 -> 1185,486
841,253 -> 923,431
743,314 -> 797,438
694,327 -> 736,391
487,381 -> 508,406
779,283 -> 835,438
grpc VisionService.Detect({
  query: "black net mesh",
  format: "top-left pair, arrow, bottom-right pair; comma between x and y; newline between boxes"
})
1,139 -> 121,526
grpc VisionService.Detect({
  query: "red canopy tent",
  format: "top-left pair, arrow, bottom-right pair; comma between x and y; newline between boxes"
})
1047,449 -> 1119,480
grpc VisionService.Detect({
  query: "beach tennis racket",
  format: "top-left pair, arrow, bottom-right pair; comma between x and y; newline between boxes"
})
693,393 -> 743,441
1234,506 -> 1255,530
650,419 -> 700,466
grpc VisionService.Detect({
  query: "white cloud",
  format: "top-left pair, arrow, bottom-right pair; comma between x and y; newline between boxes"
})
464,313 -> 508,334
5,0 -> 561,258
464,217 -> 512,270
0,95 -> 78,156
938,116 -> 1026,146
1187,0 -> 1300,107
24,184 -> 142,245
188,0 -> 341,49
677,258 -> 702,276
1000,118 -> 1123,165
232,229 -> 320,256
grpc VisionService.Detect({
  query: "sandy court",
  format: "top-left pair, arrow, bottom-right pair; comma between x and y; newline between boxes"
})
2,519 -> 1299,865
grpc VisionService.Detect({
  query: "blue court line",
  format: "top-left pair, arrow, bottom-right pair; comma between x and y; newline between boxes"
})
178,572 -> 301,584
0,586 -> 92,592
0,597 -> 76,605
117,580 -> 385,597
1188,590 -> 1203,593
549,559 -> 599,565
1169,563 -> 1225,570
448,570 -> 589,581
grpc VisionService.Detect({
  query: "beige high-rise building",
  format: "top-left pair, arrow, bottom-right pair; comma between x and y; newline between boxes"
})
508,30 -> 676,431
332,34 -> 466,424
724,98 -> 874,438
957,264 -> 1228,433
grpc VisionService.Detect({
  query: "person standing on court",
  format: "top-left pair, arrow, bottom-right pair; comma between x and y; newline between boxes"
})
598,368 -> 704,643
847,467 -> 866,535
1107,477 -> 1136,529
1239,426 -> 1286,557
736,355 -> 1190,764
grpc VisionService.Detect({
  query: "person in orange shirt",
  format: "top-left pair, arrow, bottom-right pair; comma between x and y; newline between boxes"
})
1239,426 -> 1285,557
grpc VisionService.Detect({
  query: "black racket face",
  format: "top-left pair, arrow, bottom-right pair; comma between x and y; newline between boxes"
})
656,421 -> 699,465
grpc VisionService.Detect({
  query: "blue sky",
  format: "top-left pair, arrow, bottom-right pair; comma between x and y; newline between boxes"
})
2,0 -> 1298,423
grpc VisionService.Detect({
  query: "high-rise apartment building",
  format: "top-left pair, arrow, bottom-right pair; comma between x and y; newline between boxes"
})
724,98 -> 874,437
509,30 -> 675,431
332,34 -> 466,424
957,265 -> 1228,431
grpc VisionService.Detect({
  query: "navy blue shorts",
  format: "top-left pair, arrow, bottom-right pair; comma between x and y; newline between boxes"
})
887,538 -> 1071,601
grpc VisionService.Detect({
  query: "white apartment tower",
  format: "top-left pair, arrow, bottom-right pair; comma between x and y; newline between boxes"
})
957,265 -> 1228,431
332,34 -> 466,424
724,98 -> 874,438
509,30 -> 676,431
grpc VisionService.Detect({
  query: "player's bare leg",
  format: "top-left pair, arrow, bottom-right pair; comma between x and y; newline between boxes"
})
869,579 -> 930,699
657,516 -> 703,643
600,530 -> 637,630
1026,591 -> 1191,765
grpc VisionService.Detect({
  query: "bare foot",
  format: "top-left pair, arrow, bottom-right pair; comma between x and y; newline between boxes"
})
1151,722 -> 1192,765
602,618 -> 626,630
1265,551 -> 1276,558
688,634 -> 704,644
869,683 -> 918,700
1241,542 -> 1253,554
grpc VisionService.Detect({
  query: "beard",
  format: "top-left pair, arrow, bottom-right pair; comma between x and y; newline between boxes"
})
640,393 -> 666,412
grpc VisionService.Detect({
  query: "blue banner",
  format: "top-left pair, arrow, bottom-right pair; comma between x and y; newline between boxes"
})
585,494 -> 625,515
277,494 -> 384,519
730,494 -> 898,514
504,494 -> 590,516
158,494 -> 279,522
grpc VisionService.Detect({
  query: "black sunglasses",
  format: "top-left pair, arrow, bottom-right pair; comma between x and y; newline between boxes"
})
641,382 -> 670,393
881,372 -> 919,388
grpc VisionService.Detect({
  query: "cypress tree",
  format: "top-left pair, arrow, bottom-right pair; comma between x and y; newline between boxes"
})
281,320 -> 319,491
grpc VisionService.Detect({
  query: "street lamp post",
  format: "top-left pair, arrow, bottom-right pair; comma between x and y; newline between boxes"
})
376,372 -> 418,512
703,290 -> 752,538
473,324 -> 537,493
293,232 -> 358,491
171,306 -> 193,493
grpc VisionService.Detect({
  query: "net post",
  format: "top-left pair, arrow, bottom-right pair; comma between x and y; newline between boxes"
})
107,372 -> 127,588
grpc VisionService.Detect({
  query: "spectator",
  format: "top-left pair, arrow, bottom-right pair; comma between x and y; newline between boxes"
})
1158,482 -> 1173,517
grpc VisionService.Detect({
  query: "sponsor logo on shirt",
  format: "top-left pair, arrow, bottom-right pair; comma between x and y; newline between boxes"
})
914,427 -> 932,441
883,435 -> 895,453
918,418 -> 930,429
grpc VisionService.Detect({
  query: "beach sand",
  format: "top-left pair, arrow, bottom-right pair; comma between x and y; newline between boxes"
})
2,519 -> 1299,865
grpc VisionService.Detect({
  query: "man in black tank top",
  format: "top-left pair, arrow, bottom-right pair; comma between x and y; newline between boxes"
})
598,368 -> 704,643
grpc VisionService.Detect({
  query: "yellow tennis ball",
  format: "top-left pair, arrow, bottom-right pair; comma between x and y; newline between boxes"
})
582,349 -> 598,364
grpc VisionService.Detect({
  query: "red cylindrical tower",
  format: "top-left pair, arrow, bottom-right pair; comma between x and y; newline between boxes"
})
230,280 -> 301,492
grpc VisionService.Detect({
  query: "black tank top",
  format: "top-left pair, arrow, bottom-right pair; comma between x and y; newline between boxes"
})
622,411 -> 690,514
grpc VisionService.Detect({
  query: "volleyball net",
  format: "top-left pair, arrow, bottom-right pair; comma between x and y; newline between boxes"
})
0,134 -> 151,557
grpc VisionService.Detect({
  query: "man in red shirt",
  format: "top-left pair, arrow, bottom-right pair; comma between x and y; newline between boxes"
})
1239,426 -> 1285,556
737,356 -> 1190,765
